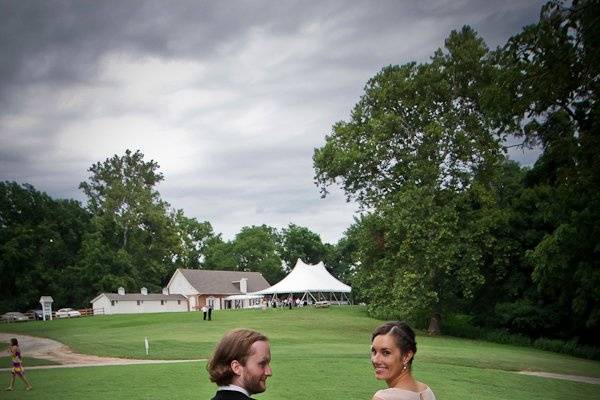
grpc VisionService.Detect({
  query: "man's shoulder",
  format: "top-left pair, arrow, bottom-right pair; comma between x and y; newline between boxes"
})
211,390 -> 254,400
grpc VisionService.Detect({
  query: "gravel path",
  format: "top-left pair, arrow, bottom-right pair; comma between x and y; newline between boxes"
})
0,333 -> 204,369
518,371 -> 600,385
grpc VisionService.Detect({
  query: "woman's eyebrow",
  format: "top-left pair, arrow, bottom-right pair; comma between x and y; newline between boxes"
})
371,346 -> 390,350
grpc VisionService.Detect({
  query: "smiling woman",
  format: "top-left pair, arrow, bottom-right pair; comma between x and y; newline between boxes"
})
370,321 -> 436,400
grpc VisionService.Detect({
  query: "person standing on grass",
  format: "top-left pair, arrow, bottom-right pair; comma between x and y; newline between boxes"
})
207,329 -> 272,400
208,305 -> 213,321
5,338 -> 33,392
370,321 -> 436,400
202,305 -> 208,320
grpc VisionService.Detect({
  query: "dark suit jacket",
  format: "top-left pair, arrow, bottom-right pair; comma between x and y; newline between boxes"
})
211,390 -> 254,400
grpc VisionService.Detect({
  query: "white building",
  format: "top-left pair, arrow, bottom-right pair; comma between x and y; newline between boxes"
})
91,287 -> 188,315
166,269 -> 270,311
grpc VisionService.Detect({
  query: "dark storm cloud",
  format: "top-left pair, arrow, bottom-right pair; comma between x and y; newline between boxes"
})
0,0 -> 547,242
1,1 -> 544,97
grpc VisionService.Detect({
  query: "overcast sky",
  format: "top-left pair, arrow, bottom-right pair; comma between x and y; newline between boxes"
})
0,0 -> 544,243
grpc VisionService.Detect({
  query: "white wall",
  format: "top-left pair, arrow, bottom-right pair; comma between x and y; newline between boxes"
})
206,296 -> 221,310
92,296 -> 188,315
92,296 -> 112,315
167,270 -> 199,309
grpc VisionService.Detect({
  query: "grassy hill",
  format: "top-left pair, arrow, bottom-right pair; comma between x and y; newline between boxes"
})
1,306 -> 599,400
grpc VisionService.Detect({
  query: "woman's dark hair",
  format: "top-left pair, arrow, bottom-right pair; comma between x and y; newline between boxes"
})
10,338 -> 18,346
207,329 -> 268,385
371,321 -> 417,367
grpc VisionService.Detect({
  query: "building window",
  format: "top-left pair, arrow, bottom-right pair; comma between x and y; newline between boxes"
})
111,300 -> 115,306
137,300 -> 141,306
161,300 -> 165,305
177,300 -> 181,305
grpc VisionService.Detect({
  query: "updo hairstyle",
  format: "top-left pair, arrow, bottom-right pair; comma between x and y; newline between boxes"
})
371,321 -> 417,368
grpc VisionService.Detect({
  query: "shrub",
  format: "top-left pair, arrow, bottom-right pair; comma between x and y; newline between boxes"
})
494,300 -> 555,337
444,313 -> 600,361
534,338 -> 600,360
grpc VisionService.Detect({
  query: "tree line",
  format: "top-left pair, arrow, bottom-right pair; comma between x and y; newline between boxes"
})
314,0 -> 599,344
0,154 -> 342,313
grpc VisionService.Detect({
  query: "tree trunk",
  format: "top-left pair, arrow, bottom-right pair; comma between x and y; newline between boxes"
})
427,313 -> 442,335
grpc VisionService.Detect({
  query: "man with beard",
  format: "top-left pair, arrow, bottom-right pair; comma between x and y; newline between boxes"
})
207,329 -> 272,400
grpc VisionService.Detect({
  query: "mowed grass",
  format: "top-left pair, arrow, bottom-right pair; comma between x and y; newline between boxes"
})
0,356 -> 58,367
1,306 -> 599,400
1,358 -> 599,400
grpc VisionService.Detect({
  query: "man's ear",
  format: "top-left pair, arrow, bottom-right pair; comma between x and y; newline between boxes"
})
231,360 -> 243,376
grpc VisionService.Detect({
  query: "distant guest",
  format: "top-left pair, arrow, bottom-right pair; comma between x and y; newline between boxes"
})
202,306 -> 208,320
5,338 -> 33,391
370,321 -> 436,400
207,329 -> 272,400
208,305 -> 213,321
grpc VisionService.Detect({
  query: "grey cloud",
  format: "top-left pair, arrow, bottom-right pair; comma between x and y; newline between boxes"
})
1,0 -> 546,243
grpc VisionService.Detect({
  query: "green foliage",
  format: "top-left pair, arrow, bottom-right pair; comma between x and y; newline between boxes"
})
0,182 -> 90,311
202,225 -> 284,284
498,0 -> 600,341
171,209 -> 216,269
444,313 -> 600,361
314,26 -> 503,207
232,225 -> 284,284
314,27 -> 506,328
278,223 -> 327,270
202,235 -> 237,270
322,236 -> 358,284
494,300 -> 557,337
77,150 -> 179,297
534,337 -> 600,361
314,0 -> 600,343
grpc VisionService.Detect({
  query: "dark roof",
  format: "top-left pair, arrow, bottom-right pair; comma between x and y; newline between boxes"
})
101,293 -> 187,301
178,269 -> 270,295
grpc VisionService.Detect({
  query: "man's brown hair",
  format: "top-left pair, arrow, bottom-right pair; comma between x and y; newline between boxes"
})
207,328 -> 269,385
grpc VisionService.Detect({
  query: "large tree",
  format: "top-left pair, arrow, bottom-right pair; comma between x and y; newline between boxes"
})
77,150 -> 178,296
203,235 -> 238,271
0,182 -> 89,310
232,225 -> 284,285
203,225 -> 284,284
278,224 -> 327,270
171,209 -> 216,269
497,0 -> 600,341
314,27 -> 506,332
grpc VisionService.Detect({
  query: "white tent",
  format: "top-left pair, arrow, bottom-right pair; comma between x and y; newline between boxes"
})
252,259 -> 351,304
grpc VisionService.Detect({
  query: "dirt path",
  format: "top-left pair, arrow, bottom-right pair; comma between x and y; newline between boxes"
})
0,333 -> 204,368
518,371 -> 600,385
2,333 -> 599,384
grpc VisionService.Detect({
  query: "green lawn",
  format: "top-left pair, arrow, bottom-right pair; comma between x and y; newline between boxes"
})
1,359 -> 599,400
1,306 -> 599,400
0,356 -> 58,367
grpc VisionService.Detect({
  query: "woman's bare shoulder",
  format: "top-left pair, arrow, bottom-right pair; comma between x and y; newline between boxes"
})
416,382 -> 436,400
